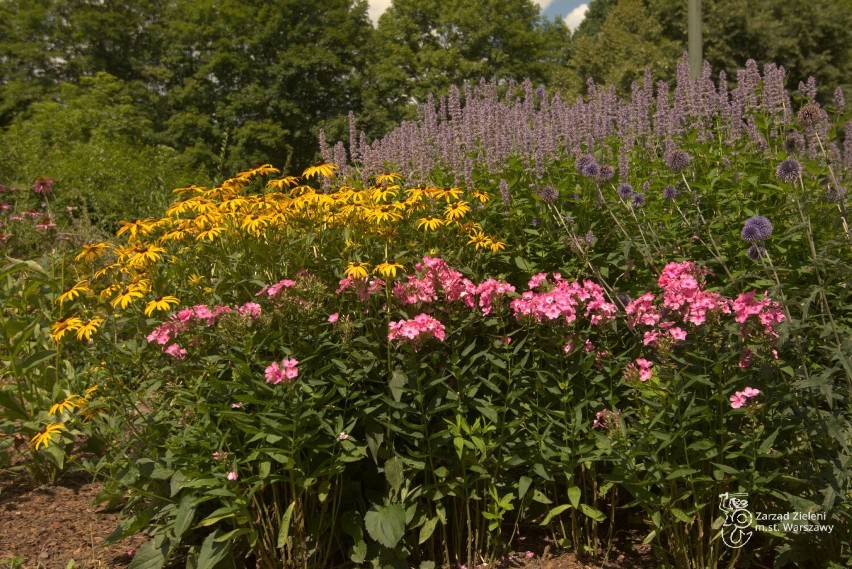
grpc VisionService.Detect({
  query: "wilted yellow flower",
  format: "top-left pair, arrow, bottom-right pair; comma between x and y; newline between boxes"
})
57,280 -> 91,306
302,163 -> 336,179
76,318 -> 105,342
188,274 -> 205,286
144,296 -> 180,317
74,242 -> 111,263
417,216 -> 445,231
344,261 -> 370,280
375,261 -> 405,279
51,316 -> 84,341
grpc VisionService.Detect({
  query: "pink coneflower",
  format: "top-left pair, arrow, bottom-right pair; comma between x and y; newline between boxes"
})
31,177 -> 55,195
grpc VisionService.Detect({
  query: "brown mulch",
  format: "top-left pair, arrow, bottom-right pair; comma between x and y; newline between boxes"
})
0,472 -> 146,568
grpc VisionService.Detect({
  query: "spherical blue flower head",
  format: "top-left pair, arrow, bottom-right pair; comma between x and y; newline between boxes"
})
741,216 -> 773,242
596,165 -> 614,183
784,131 -> 804,153
580,162 -> 600,178
575,153 -> 596,173
664,149 -> 691,172
536,185 -> 559,204
747,244 -> 766,261
662,186 -> 680,200
775,159 -> 802,184
617,183 -> 634,199
631,193 -> 646,207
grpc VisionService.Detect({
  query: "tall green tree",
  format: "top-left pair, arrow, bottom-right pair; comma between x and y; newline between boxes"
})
362,0 -> 571,134
153,0 -> 374,174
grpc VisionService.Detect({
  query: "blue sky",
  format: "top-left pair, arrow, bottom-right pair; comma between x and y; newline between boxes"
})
367,0 -> 590,31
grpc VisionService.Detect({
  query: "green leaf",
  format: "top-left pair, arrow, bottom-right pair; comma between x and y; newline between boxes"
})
541,504 -> 572,525
364,503 -> 406,548
567,486 -> 581,508
277,501 -> 296,548
579,504 -> 606,522
670,508 -> 693,524
350,540 -> 367,563
385,456 -> 404,493
258,461 -> 271,479
126,539 -> 168,569
197,531 -> 231,568
389,371 -> 406,403
518,476 -> 532,500
174,496 -> 196,537
418,516 -> 438,544
665,468 -> 699,480
514,256 -> 534,272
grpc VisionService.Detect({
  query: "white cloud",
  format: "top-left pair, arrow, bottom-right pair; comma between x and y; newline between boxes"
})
367,0 -> 554,25
563,3 -> 588,31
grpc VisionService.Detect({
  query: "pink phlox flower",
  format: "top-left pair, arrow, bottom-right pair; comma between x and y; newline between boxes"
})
238,302 -> 262,319
267,278 -> 296,297
226,470 -> 238,481
643,331 -> 659,346
730,386 -> 760,408
528,273 -> 549,290
669,327 -> 687,341
327,312 -> 339,323
265,362 -> 284,385
164,343 -> 187,359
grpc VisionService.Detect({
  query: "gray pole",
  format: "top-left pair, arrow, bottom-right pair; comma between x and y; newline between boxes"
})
688,0 -> 702,78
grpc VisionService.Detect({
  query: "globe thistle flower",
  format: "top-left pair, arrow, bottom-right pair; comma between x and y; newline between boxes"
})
747,245 -> 766,261
784,131 -> 804,153
662,186 -> 680,200
580,162 -> 600,178
664,148 -> 691,172
596,165 -> 614,183
631,193 -> 646,207
575,153 -> 596,173
827,185 -> 846,202
775,158 -> 802,184
797,102 -> 825,128
536,185 -> 559,204
741,216 -> 773,242
617,183 -> 634,199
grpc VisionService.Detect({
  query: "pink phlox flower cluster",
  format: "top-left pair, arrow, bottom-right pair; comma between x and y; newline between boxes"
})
337,276 -> 385,300
388,313 -> 446,344
658,262 -> 730,326
164,343 -> 187,359
474,278 -> 515,315
265,358 -> 299,385
256,278 -> 296,298
237,301 -> 262,320
393,257 -> 476,308
511,276 -> 616,325
732,291 -> 785,337
730,386 -> 760,409
624,358 -> 654,382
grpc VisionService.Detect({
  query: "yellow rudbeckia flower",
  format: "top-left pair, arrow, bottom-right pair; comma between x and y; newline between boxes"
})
444,201 -> 471,221
417,216 -> 445,231
302,163 -> 337,179
51,316 -> 84,341
144,296 -> 180,317
57,280 -> 91,306
375,261 -> 405,279
50,395 -> 83,416
344,261 -> 370,280
31,422 -> 65,451
112,286 -> 145,309
76,318 -> 105,341
74,242 -> 111,263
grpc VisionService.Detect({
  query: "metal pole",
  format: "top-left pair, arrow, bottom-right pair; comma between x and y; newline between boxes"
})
688,0 -> 702,78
